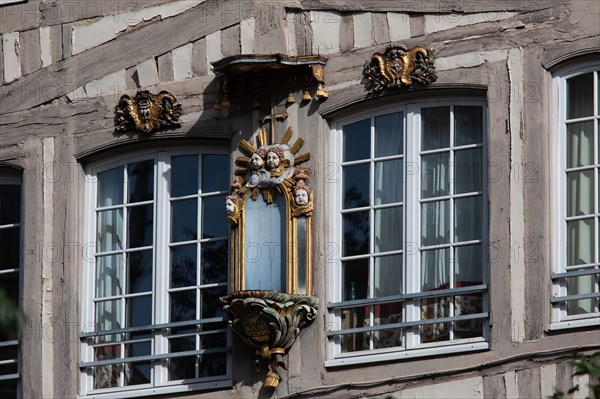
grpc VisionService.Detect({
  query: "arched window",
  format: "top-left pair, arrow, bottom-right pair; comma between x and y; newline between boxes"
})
80,148 -> 232,396
327,98 -> 489,365
0,167 -> 22,398
551,59 -> 600,329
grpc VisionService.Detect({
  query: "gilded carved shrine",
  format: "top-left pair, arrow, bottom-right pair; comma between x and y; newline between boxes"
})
215,54 -> 321,389
115,90 -> 182,134
364,45 -> 437,92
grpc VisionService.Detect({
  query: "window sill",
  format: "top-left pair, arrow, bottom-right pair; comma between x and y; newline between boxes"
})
325,340 -> 488,368
549,318 -> 600,331
79,379 -> 232,399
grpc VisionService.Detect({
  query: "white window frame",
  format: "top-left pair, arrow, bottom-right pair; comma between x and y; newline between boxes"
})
0,169 -> 22,397
80,148 -> 232,398
326,98 -> 489,367
550,60 -> 600,330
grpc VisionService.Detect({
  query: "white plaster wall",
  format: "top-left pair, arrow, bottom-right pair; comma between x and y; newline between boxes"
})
2,32 -> 21,83
353,12 -> 373,48
240,17 -> 256,54
311,11 -> 340,54
72,0 -> 203,54
387,12 -> 411,42
399,377 -> 484,398
172,43 -> 193,81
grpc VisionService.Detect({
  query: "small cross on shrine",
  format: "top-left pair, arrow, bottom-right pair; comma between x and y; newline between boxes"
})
259,97 -> 288,144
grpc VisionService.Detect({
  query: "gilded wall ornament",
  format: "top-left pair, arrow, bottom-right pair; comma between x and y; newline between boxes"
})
364,45 -> 437,92
115,90 -> 181,134
220,290 -> 319,388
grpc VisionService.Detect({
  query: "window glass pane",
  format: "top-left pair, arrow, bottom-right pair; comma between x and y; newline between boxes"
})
127,295 -> 152,328
203,154 -> 229,193
375,112 -> 403,157
421,200 -> 450,246
454,106 -> 483,146
198,353 -> 227,378
421,152 -> 449,198
0,227 -> 19,270
95,254 -> 122,298
97,168 -> 123,208
455,245 -> 483,285
95,299 -> 122,331
341,306 -> 369,353
201,332 -> 227,349
567,121 -> 594,167
127,250 -> 152,294
171,244 -> 197,288
201,241 -> 228,285
343,164 -> 370,209
374,206 -> 403,253
566,272 -> 599,315
421,248 -> 449,291
93,345 -> 121,389
0,185 -> 21,225
421,107 -> 450,150
125,342 -> 151,385
343,211 -> 370,256
567,72 -> 594,119
169,337 -> 196,380
420,297 -> 451,342
343,119 -> 371,162
375,160 -> 402,205
454,149 -> 482,194
201,286 -> 226,319
342,259 -> 369,300
0,347 -> 18,374
127,160 -> 154,203
128,204 -> 153,248
172,155 -> 198,197
567,219 -> 594,266
454,293 -> 483,338
455,196 -> 482,242
172,199 -> 197,242
171,290 -> 196,322
202,195 -> 227,239
0,272 -> 19,340
374,254 -> 403,296
97,209 -> 123,252
0,380 -> 17,397
567,170 -> 594,216
373,303 -> 403,349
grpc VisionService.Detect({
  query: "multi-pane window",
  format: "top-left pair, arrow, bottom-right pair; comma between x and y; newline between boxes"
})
552,62 -> 600,328
0,168 -> 22,398
327,101 -> 488,365
81,151 -> 231,396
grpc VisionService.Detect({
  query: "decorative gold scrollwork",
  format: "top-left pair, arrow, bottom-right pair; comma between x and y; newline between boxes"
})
220,291 -> 319,388
364,45 -> 437,92
115,90 -> 182,134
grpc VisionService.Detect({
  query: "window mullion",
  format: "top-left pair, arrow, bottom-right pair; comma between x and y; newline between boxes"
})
154,152 -> 170,385
405,104 -> 421,349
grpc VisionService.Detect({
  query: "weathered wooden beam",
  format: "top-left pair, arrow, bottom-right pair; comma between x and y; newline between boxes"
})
0,0 -> 247,114
286,0 -> 569,13
0,0 -> 180,34
325,4 -> 574,87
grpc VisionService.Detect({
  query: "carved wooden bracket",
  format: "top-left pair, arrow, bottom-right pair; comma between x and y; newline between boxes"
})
364,45 -> 437,92
220,290 -> 318,388
115,90 -> 181,134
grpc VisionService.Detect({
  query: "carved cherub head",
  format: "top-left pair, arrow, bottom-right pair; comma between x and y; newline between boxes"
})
293,180 -> 312,206
266,146 -> 286,170
249,149 -> 267,170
